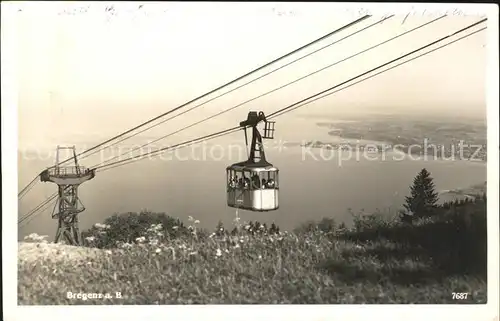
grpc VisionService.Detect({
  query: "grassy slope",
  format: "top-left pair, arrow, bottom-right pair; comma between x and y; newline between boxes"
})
18,207 -> 487,304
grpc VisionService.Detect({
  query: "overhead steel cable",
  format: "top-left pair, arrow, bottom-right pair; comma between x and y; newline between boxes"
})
19,16 -> 370,200
91,14 -> 444,169
18,185 -> 72,225
267,18 -> 488,120
48,15 -> 371,169
270,26 -> 488,119
18,195 -> 58,227
78,15 -> 390,164
19,19 -> 487,224
18,192 -> 57,225
18,175 -> 40,199
92,18 -> 487,173
17,16 -> 371,219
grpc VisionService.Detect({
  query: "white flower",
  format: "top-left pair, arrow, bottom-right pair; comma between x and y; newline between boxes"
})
85,236 -> 95,242
258,255 -> 262,259
120,243 -> 133,249
24,233 -> 49,242
216,249 -> 222,257
224,249 -> 229,253
94,223 -> 109,229
155,248 -> 162,253
194,220 -> 200,224
135,236 -> 146,243
188,251 -> 198,256
173,226 -> 179,230
105,250 -> 112,255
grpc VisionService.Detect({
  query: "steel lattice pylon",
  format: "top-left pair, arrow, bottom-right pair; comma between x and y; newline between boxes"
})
40,146 -> 95,246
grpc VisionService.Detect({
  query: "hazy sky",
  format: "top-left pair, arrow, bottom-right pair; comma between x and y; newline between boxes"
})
14,3 -> 488,149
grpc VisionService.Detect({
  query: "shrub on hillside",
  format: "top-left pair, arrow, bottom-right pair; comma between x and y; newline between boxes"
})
82,211 -> 283,249
339,197 -> 487,277
349,208 -> 398,232
294,217 -> 337,234
82,210 -> 195,249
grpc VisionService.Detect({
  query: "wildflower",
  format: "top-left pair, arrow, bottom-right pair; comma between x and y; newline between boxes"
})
24,233 -> 49,242
135,236 -> 146,243
216,249 -> 222,257
188,251 -> 198,256
188,216 -> 194,222
194,220 -> 200,224
224,249 -> 229,253
85,236 -> 95,242
166,246 -> 176,260
155,248 -> 162,253
209,233 -> 216,238
94,223 -> 109,229
173,226 -> 179,230
233,244 -> 240,249
120,243 -> 133,249
258,255 -> 262,260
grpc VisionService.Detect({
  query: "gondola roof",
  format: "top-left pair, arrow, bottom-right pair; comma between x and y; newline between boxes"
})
227,159 -> 277,171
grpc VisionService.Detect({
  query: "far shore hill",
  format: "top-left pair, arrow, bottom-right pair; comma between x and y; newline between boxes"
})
292,116 -> 487,162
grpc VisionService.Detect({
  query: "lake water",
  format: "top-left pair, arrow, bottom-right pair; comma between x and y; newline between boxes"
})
17,135 -> 486,240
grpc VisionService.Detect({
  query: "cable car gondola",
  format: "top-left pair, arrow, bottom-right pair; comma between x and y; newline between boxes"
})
226,111 -> 279,212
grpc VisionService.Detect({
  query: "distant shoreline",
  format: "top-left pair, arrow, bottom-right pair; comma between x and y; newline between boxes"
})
298,140 -> 487,162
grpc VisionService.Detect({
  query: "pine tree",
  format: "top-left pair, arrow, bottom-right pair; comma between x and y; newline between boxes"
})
403,168 -> 439,218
